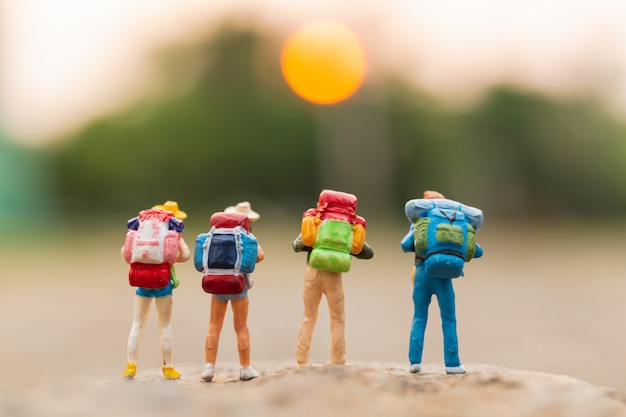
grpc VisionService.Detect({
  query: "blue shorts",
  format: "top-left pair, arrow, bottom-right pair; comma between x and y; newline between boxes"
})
212,289 -> 248,302
136,281 -> 174,298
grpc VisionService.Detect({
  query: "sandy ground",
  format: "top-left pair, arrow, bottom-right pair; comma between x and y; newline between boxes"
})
2,219 -> 626,415
4,363 -> 626,417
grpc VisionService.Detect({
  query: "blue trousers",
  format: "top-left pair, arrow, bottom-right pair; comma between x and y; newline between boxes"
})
409,263 -> 461,367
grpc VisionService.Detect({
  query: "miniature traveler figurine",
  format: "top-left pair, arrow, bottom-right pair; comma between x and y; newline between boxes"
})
121,201 -> 190,379
401,190 -> 483,374
293,189 -> 373,365
195,202 -> 265,382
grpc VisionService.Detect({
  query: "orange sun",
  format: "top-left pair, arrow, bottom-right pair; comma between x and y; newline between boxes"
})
280,20 -> 367,105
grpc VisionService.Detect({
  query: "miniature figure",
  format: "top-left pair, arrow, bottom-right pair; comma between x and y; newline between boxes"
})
401,190 -> 483,374
121,201 -> 190,379
293,189 -> 373,365
194,202 -> 264,382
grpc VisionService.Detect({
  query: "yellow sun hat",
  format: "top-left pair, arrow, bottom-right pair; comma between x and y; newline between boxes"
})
224,201 -> 260,222
153,200 -> 187,220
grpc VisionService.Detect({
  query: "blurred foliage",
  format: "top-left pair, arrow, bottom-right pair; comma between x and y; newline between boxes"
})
0,129 -> 56,232
50,25 -> 319,218
46,20 -> 626,221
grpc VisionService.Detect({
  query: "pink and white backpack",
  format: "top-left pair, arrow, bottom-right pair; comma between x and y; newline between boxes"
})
124,209 -> 178,265
123,209 -> 179,288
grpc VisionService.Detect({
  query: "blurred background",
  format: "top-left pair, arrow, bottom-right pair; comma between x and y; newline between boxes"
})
2,0 -> 626,394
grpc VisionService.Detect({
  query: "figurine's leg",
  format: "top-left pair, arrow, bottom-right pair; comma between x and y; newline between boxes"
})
296,265 -> 324,365
232,296 -> 252,367
409,265 -> 432,370
205,297 -> 228,366
232,296 -> 258,381
124,294 -> 153,377
434,278 -> 464,373
324,271 -> 346,365
155,295 -> 180,379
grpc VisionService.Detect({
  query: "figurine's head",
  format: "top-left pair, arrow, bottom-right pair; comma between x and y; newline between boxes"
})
224,201 -> 260,222
423,190 -> 445,199
153,201 -> 187,220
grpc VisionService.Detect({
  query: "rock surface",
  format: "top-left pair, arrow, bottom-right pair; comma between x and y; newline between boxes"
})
4,363 -> 626,417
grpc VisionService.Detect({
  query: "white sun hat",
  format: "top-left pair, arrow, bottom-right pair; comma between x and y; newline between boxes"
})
224,201 -> 260,222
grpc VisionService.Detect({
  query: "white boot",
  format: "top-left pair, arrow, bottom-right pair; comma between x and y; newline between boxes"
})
445,364 -> 466,374
201,363 -> 215,382
409,363 -> 421,373
240,366 -> 259,381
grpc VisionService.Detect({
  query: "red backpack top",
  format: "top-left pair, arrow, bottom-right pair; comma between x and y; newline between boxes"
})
305,189 -> 366,226
301,190 -> 367,259
209,212 -> 251,231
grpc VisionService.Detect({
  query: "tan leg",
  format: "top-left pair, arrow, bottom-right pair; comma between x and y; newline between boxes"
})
205,297 -> 228,365
296,265 -> 324,365
231,297 -> 251,367
323,271 -> 346,365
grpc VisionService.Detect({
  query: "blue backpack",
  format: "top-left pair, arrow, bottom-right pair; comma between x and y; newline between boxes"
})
194,212 -> 258,294
406,199 -> 482,279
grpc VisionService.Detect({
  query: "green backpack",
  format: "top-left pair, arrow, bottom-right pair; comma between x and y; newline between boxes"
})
309,219 -> 354,273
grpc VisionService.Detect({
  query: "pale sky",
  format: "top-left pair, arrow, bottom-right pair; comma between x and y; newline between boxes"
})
2,0 -> 626,145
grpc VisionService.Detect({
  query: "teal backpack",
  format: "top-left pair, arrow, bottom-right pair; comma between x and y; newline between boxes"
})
413,204 -> 477,279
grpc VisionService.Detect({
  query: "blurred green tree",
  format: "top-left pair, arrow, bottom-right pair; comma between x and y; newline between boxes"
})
52,25 -> 319,217
47,20 -> 626,221
0,129 -> 56,233
458,88 -> 626,217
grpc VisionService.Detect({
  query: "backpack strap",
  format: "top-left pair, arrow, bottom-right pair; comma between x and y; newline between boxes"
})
231,226 -> 244,272
169,217 -> 184,233
424,249 -> 466,261
437,208 -> 457,224
201,228 -> 216,272
127,217 -> 139,231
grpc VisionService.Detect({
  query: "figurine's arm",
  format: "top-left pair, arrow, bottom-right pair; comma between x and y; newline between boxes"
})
354,241 -> 373,259
177,236 -> 191,262
170,265 -> 180,289
473,243 -> 483,259
292,233 -> 312,253
256,243 -> 265,263
400,224 -> 416,253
